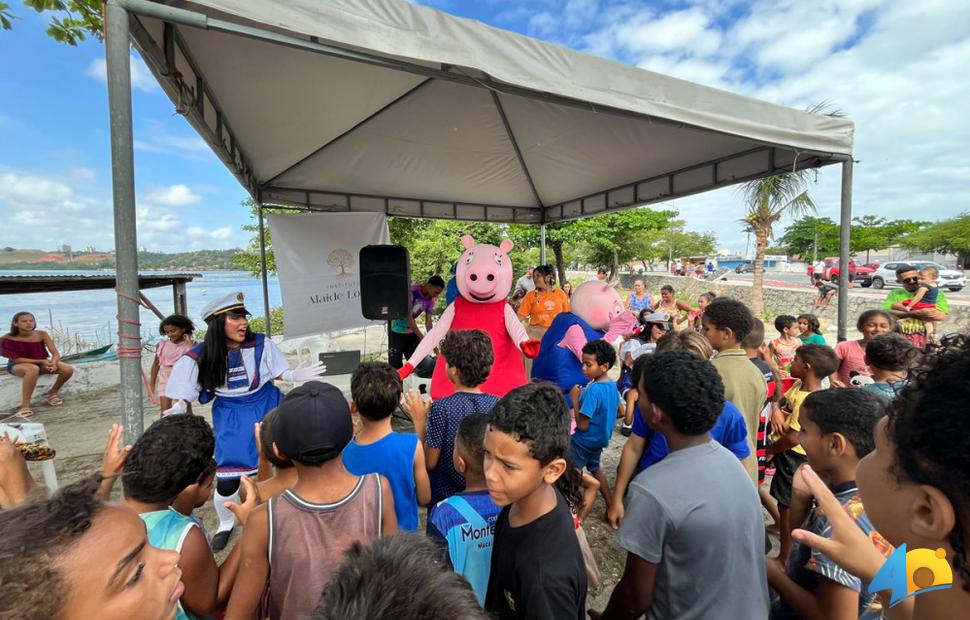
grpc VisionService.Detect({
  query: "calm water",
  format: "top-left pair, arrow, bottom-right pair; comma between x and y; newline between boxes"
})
0,270 -> 282,350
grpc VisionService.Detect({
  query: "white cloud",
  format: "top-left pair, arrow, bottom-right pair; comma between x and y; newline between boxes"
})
211,226 -> 233,240
0,172 -> 87,212
70,167 -> 96,181
142,184 -> 201,207
84,54 -> 159,93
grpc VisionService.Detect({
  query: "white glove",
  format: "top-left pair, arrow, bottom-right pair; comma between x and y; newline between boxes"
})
162,399 -> 188,416
282,361 -> 327,382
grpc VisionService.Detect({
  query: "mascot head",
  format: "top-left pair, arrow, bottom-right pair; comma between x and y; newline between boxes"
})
571,281 -> 625,330
455,235 -> 515,304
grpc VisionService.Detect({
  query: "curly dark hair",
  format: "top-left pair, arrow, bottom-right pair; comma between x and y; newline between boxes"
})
123,415 -> 215,503
159,313 -> 195,336
704,297 -> 754,342
582,339 -> 616,368
639,351 -> 724,435
0,475 -> 103,618
660,284 -> 675,294
794,344 -> 839,378
260,408 -> 294,469
312,534 -> 486,619
699,291 -> 717,304
456,412 -> 490,476
865,333 -> 919,372
741,317 -> 766,349
797,313 -> 822,336
886,334 -> 970,590
440,330 -> 494,387
774,314 -> 796,332
802,389 -> 884,458
351,362 -> 403,420
856,309 -> 895,332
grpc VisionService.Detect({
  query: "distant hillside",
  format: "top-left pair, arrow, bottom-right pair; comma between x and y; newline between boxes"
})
0,248 -> 241,271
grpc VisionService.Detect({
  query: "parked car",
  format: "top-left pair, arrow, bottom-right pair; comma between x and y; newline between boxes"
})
870,261 -> 965,292
735,261 -> 755,274
819,257 -> 874,287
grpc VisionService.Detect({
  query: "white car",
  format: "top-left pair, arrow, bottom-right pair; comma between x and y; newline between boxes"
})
870,261 -> 965,292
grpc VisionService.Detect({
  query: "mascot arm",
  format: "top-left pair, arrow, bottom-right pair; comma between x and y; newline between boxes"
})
558,324 -> 589,362
504,304 -> 541,358
604,311 -> 639,343
402,303 -> 456,374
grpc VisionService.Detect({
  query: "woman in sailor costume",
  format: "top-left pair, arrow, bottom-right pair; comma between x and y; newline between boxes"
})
164,292 -> 324,550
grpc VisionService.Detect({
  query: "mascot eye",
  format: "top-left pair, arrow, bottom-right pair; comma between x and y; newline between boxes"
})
494,255 -> 502,265
465,255 -> 474,265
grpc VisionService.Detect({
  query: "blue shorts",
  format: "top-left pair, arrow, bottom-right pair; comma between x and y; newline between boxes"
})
568,437 -> 603,474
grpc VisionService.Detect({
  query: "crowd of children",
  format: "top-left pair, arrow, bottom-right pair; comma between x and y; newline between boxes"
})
3,275 -> 970,620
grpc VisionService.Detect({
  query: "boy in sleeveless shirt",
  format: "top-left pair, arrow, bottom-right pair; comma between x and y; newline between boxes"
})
224,381 -> 398,620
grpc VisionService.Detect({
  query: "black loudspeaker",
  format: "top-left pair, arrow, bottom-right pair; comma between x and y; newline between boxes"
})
359,245 -> 411,320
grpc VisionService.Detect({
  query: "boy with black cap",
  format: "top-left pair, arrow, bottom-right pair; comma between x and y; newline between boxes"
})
225,381 -> 397,620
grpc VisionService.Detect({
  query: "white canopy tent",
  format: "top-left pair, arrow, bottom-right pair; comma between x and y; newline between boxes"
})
102,0 -> 855,438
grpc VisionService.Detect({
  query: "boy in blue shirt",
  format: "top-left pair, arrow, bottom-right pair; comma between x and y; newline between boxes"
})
343,362 -> 431,531
429,413 -> 502,605
569,339 -> 620,508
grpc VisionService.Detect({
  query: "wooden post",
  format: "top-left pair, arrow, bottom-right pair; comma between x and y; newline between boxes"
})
173,280 -> 188,316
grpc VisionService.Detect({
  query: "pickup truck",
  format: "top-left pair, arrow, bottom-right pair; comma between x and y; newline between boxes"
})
819,257 -> 874,287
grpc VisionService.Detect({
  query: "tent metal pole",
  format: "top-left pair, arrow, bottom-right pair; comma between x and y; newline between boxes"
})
837,159 -> 853,342
539,224 -> 547,264
105,0 -> 145,443
258,204 -> 272,337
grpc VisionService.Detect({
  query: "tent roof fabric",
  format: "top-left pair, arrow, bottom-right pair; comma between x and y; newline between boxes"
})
125,0 -> 853,223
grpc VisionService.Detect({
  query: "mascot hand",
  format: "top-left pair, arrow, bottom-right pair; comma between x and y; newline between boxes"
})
398,363 -> 415,380
282,361 -> 327,382
520,339 -> 542,359
604,312 -> 639,342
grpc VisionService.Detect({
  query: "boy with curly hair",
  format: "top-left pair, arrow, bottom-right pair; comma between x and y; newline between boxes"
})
406,329 -> 500,512
483,383 -> 587,620
591,352 -> 768,620
568,339 -> 620,508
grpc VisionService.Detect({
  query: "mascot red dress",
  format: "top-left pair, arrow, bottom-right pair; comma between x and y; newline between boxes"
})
398,236 -> 540,399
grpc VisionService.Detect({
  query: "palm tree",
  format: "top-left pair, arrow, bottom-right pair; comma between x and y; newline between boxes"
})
739,173 -> 816,317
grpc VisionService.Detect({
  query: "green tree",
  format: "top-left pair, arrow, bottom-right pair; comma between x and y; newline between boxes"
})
571,208 -> 677,277
851,214 -> 888,263
630,221 -> 715,269
739,174 -> 816,316
232,199 -> 289,276
4,1 -> 104,44
779,216 -> 839,259
901,214 -> 970,268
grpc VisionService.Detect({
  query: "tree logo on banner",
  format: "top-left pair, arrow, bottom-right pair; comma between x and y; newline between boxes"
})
327,249 -> 354,277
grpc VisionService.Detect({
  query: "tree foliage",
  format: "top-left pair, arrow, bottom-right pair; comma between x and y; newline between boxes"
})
8,1 -> 104,45
778,215 -> 926,262
901,213 -> 970,267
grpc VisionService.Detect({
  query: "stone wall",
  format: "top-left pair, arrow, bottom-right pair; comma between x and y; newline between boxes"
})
619,273 -> 970,336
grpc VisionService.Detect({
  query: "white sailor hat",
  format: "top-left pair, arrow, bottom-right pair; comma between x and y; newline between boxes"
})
201,291 -> 250,321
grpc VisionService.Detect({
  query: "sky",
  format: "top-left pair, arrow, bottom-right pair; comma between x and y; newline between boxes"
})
0,0 -> 967,254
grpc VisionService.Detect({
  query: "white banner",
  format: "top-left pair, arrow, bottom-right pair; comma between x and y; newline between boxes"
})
268,212 -> 390,337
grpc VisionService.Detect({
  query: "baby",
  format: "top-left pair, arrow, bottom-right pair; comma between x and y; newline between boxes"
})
901,266 -> 940,338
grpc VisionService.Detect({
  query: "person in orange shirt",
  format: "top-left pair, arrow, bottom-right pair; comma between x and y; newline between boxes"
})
518,265 -> 570,374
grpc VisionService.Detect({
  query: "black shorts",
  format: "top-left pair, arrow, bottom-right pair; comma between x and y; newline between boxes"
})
769,450 -> 808,508
388,329 -> 420,369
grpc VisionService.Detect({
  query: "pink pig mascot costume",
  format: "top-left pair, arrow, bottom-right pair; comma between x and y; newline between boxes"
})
397,236 -> 541,399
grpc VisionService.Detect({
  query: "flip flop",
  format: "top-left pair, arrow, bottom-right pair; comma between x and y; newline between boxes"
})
46,394 -> 63,407
15,408 -> 33,418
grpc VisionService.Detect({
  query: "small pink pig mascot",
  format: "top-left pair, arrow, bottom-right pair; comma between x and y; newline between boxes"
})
398,236 -> 541,399
530,281 -> 638,394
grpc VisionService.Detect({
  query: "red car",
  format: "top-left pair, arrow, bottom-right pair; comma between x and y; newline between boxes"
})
819,257 -> 874,286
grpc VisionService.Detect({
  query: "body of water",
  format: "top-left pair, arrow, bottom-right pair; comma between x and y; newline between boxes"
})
0,270 -> 282,351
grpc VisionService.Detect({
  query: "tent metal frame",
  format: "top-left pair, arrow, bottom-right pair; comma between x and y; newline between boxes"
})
104,0 -> 854,442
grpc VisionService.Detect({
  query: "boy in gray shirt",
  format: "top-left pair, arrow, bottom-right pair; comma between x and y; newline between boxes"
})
590,351 -> 768,620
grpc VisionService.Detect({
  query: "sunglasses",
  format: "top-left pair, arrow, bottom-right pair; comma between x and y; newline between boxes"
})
901,277 -> 920,284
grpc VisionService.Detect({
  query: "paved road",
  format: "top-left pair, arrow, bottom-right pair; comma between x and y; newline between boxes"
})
721,271 -> 970,305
